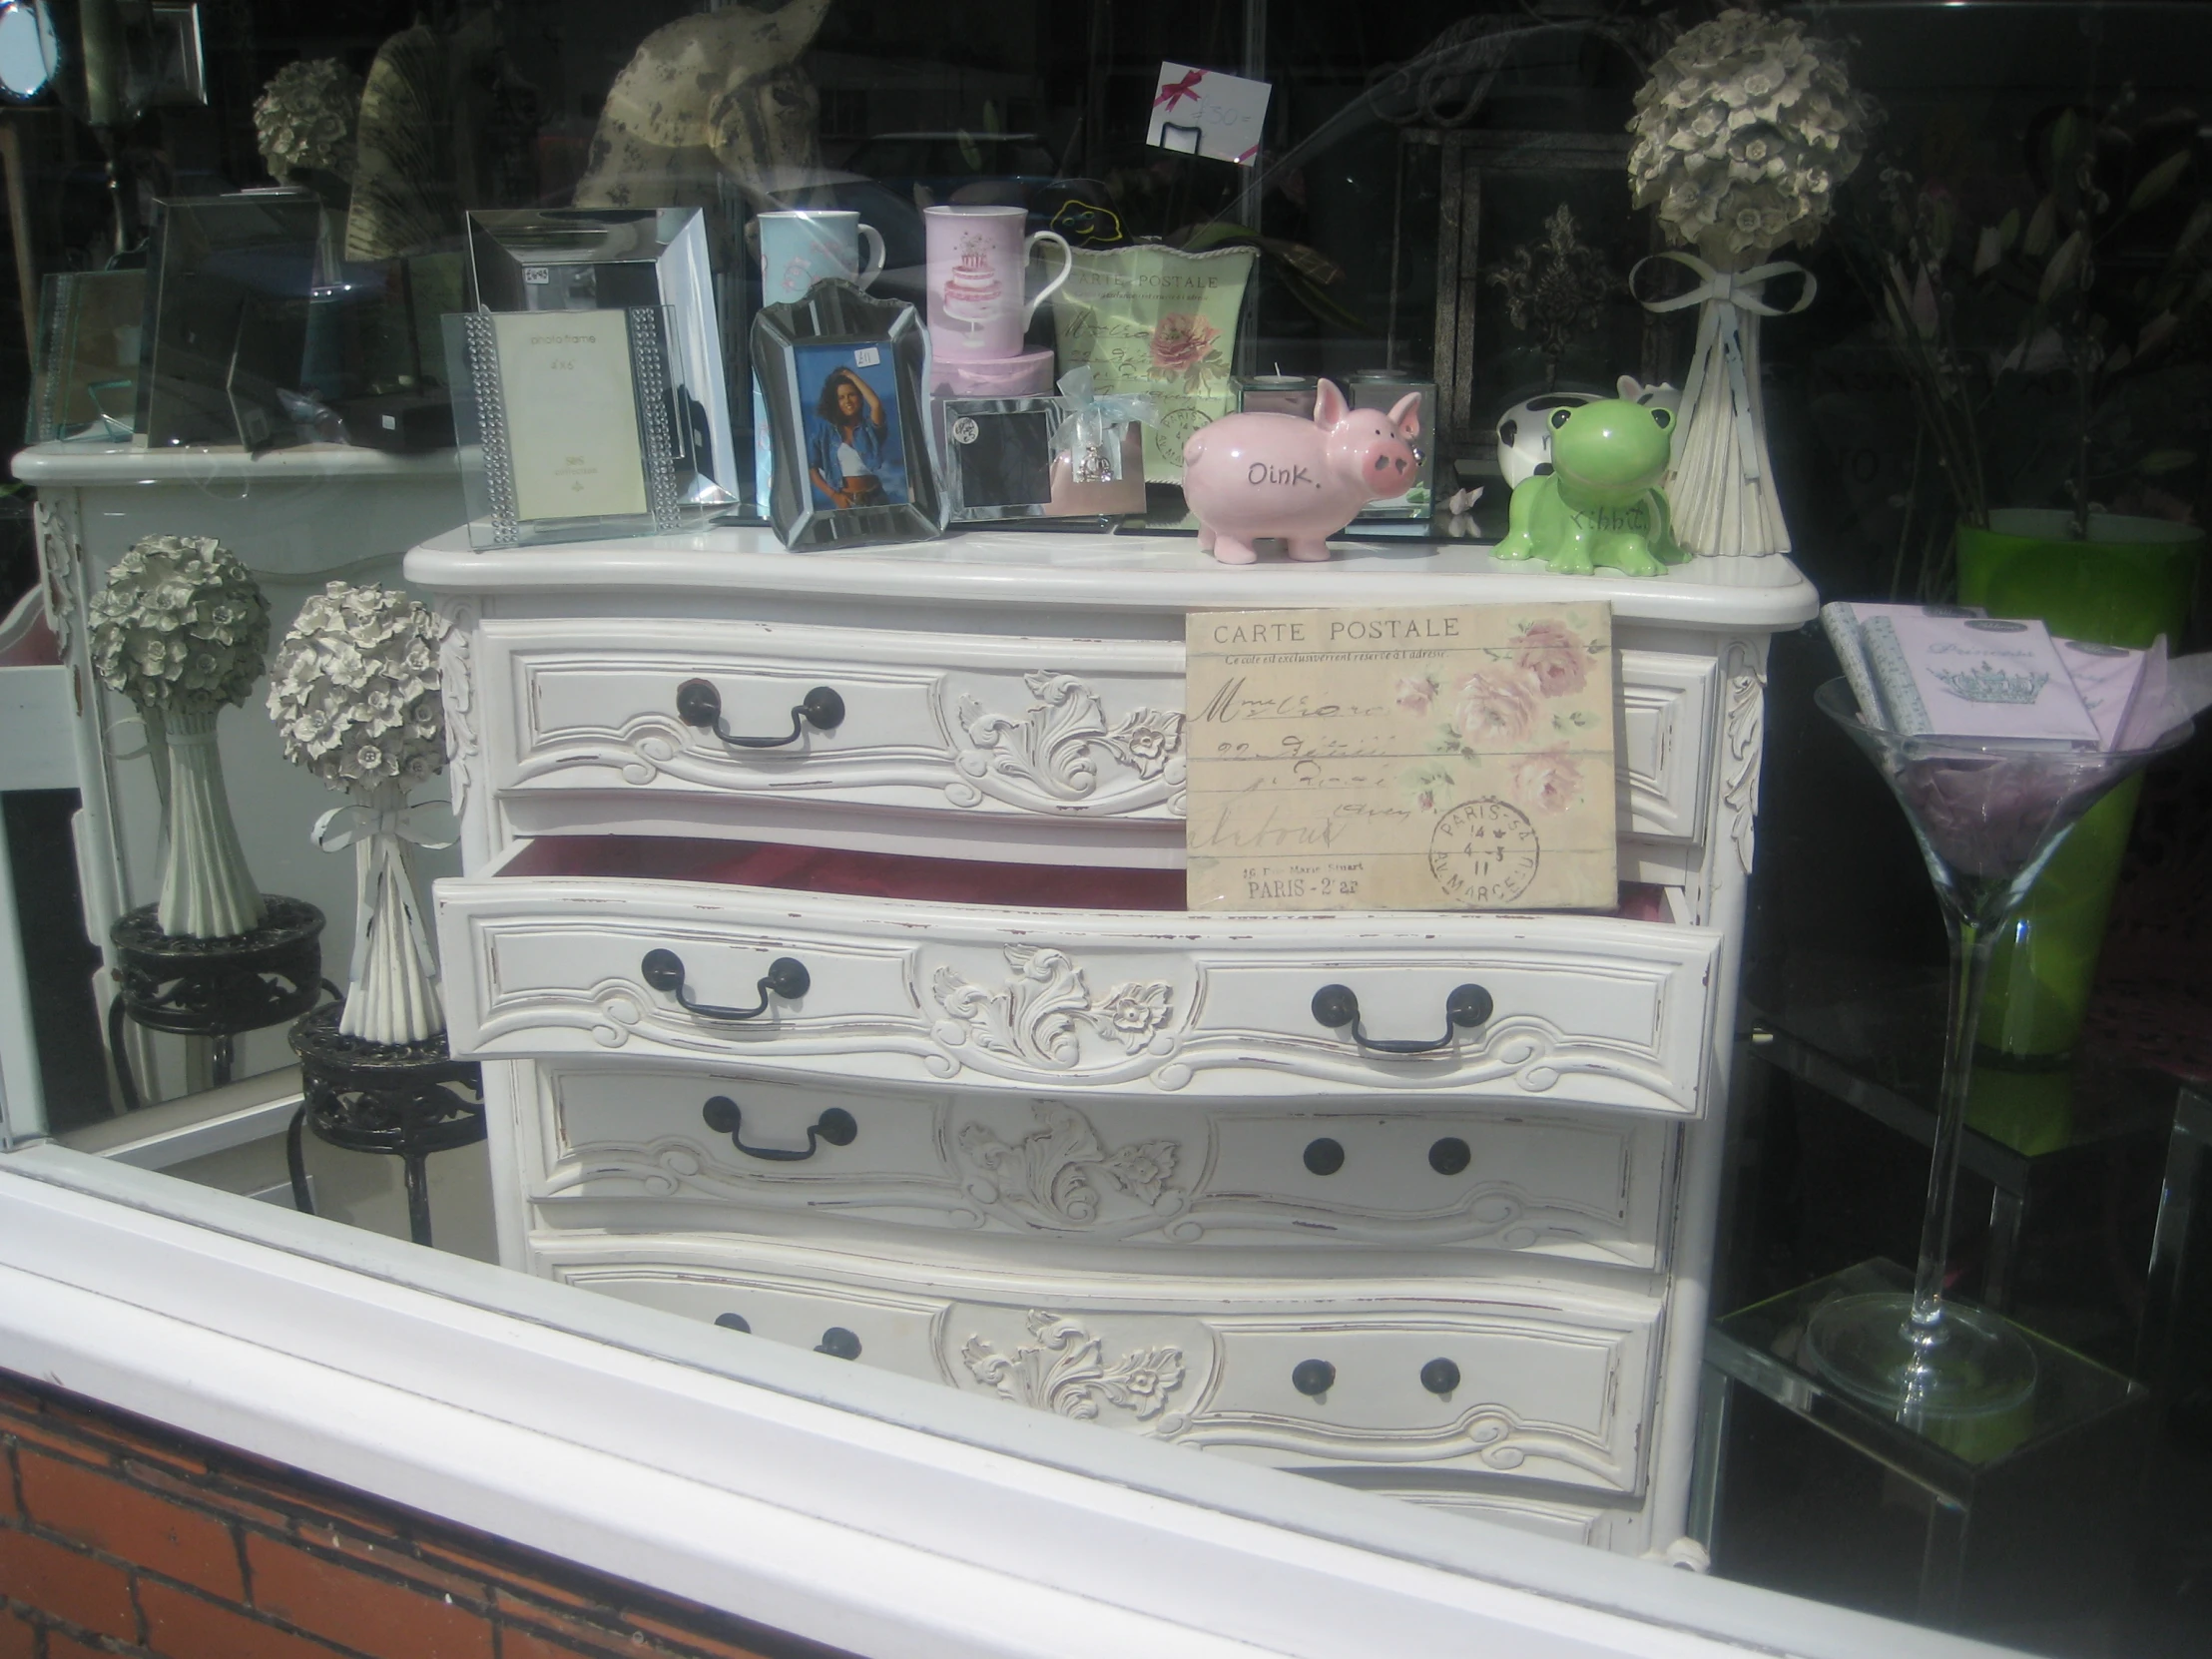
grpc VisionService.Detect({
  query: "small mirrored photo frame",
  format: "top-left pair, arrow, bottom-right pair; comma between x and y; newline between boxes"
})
467,208 -> 737,508
939,395 -> 1145,526
754,280 -> 942,550
443,306 -> 684,549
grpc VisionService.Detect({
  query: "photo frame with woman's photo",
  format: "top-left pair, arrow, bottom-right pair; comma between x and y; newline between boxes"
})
755,280 -> 942,549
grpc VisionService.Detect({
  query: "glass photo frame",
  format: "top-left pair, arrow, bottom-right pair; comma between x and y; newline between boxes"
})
26,269 -> 146,443
466,208 -> 737,507
754,280 -> 942,550
443,306 -> 684,549
135,193 -> 321,449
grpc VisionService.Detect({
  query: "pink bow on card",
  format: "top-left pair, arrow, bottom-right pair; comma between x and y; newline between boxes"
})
1155,69 -> 1206,110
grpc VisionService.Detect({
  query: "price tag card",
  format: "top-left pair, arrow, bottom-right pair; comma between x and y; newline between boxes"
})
1185,603 -> 1619,911
1147,63 -> 1272,166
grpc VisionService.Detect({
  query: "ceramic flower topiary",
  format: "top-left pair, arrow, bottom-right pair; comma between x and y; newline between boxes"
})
253,58 -> 363,184
88,536 -> 271,938
1625,7 -> 1878,560
270,583 -> 452,1046
1628,7 -> 1874,262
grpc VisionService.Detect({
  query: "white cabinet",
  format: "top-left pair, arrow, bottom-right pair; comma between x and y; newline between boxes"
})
409,525 -> 1817,1561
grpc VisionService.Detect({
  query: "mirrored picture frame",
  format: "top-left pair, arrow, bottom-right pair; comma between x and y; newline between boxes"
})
135,192 -> 320,449
755,280 -> 942,550
467,208 -> 738,507
443,305 -> 684,549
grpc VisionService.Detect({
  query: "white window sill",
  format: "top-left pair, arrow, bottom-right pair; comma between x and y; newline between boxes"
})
0,1145 -> 2000,1659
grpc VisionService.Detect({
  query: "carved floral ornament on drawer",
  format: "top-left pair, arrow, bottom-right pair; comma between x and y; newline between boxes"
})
961,1311 -> 1188,1426
947,671 -> 1187,816
958,1098 -> 1185,1229
930,944 -> 1178,1072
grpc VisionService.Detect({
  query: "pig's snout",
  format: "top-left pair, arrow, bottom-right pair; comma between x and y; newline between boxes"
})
1367,441 -> 1414,480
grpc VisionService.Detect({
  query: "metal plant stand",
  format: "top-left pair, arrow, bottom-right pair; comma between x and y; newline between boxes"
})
107,897 -> 327,1111
285,1004 -> 485,1248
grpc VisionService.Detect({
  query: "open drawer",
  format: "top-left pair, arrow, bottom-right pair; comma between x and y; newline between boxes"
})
436,836 -> 1722,1114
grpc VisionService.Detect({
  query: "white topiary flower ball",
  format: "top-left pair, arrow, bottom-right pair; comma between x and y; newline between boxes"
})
88,535 -> 270,717
254,58 -> 362,183
1627,7 -> 1876,262
268,582 -> 449,791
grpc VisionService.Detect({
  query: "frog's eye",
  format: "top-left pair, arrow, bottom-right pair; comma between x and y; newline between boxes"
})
1549,406 -> 1574,431
1650,407 -> 1673,431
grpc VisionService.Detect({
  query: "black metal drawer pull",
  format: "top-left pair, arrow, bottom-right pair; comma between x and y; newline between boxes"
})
1291,1359 -> 1336,1398
1303,1137 -> 1345,1176
1311,982 -> 1493,1055
641,949 -> 809,1020
715,1313 -> 752,1333
816,1327 -> 862,1360
1420,1358 -> 1460,1397
1428,1137 -> 1471,1176
677,677 -> 844,750
702,1095 -> 856,1162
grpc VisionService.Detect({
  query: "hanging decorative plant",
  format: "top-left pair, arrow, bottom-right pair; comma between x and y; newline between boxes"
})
269,582 -> 452,1047
253,58 -> 363,186
87,536 -> 271,938
1626,7 -> 1878,558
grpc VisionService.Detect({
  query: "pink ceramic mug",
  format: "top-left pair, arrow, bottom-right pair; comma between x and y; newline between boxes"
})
924,205 -> 1073,357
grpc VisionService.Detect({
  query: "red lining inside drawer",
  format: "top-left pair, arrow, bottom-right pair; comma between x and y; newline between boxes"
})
500,836 -> 1675,922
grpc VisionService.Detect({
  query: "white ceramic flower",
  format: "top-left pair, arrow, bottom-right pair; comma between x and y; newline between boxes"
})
88,536 -> 270,716
1628,7 -> 1875,261
267,582 -> 449,789
253,59 -> 362,182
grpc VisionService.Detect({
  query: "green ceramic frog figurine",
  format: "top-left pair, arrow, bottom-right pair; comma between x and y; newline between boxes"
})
1493,398 -> 1686,576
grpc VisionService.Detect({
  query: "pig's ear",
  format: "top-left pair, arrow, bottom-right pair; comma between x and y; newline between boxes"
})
1313,378 -> 1349,427
1387,391 -> 1421,438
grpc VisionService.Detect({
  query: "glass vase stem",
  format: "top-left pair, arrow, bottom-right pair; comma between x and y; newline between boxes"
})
1907,910 -> 1999,1384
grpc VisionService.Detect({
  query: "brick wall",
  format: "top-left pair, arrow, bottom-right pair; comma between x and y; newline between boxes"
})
0,1371 -> 846,1659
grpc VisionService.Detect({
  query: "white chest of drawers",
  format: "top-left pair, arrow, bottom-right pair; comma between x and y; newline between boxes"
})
407,527 -> 1816,1560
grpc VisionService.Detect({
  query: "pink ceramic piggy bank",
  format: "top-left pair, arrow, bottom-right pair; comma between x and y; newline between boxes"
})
1182,379 -> 1420,564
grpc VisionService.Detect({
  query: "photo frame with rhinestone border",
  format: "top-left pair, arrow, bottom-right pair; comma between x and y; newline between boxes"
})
754,279 -> 943,550
442,305 -> 684,549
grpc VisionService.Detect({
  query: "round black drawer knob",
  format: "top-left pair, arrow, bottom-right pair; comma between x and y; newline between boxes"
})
714,1313 -> 752,1334
1428,1137 -> 1471,1176
1303,1137 -> 1345,1176
815,1326 -> 862,1361
1291,1359 -> 1337,1398
1420,1358 -> 1461,1397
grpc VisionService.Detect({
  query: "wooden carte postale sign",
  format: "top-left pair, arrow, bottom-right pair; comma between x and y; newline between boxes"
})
1185,602 -> 1619,911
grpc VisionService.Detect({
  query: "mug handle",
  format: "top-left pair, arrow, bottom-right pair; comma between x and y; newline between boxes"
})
855,224 -> 887,292
1020,230 -> 1075,327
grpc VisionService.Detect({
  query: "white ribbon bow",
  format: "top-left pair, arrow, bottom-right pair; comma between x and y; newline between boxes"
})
1630,252 -> 1816,488
312,794 -> 458,1015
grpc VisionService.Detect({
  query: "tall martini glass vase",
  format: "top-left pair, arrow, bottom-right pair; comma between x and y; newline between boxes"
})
1803,679 -> 2192,1416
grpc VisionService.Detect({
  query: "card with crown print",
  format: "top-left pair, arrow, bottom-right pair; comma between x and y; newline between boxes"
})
1864,614 -> 2099,743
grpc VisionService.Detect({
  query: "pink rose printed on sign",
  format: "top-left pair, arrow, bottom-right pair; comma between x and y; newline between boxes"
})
1150,312 -> 1224,388
1396,673 -> 1440,716
1513,619 -> 1589,698
1452,666 -> 1543,748
1511,748 -> 1584,814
